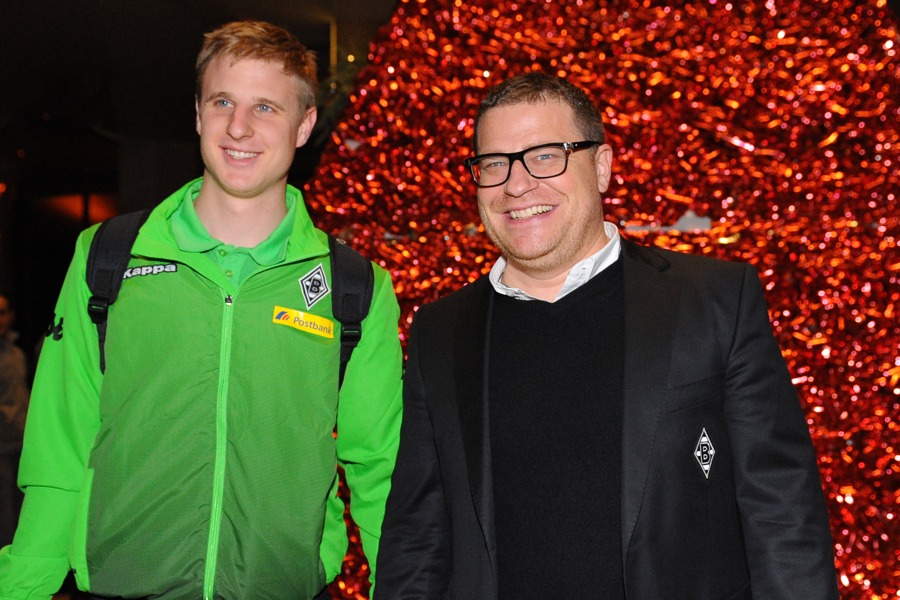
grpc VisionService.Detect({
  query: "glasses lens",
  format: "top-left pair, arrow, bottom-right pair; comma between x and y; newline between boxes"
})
471,155 -> 511,187
523,145 -> 568,178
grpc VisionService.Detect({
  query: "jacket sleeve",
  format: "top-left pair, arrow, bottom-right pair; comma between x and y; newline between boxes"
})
0,229 -> 103,600
374,311 -> 453,599
322,264 -> 403,589
724,265 -> 838,599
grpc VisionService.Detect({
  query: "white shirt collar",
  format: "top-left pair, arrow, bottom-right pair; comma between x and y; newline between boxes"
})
488,221 -> 621,302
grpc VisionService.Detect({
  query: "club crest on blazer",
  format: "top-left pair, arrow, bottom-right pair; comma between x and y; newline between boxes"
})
694,428 -> 716,479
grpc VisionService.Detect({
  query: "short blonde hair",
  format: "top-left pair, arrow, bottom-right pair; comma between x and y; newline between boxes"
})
196,20 -> 318,111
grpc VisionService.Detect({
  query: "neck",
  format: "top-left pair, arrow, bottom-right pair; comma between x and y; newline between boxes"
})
194,184 -> 288,247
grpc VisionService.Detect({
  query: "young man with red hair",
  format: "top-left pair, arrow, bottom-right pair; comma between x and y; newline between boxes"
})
0,21 -> 402,600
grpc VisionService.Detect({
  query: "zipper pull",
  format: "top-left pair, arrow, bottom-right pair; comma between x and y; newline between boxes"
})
225,295 -> 233,306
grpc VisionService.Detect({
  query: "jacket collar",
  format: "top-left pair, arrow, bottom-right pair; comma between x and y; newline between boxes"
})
618,239 -> 677,561
131,178 -> 329,268
452,277 -> 499,583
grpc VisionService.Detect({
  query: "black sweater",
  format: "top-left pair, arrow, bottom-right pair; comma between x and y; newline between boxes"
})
488,259 -> 626,599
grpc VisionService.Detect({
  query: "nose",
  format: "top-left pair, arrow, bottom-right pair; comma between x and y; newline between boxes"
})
226,106 -> 253,139
503,156 -> 537,197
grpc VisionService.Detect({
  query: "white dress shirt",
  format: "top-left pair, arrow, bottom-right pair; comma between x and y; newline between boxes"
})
488,221 -> 621,302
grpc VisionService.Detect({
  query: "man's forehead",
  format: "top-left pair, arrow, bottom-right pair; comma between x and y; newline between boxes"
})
487,97 -> 571,116
481,99 -> 574,126
199,56 -> 303,104
477,100 -> 578,146
204,55 -> 285,80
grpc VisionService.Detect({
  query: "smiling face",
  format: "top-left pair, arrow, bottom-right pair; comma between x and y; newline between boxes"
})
476,100 -> 613,282
195,55 -> 316,204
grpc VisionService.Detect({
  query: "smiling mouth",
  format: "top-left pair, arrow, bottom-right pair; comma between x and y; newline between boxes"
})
509,205 -> 553,220
225,149 -> 259,160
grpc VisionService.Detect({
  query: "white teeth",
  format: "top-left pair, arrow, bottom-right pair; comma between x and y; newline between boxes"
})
509,205 -> 553,220
226,149 -> 258,159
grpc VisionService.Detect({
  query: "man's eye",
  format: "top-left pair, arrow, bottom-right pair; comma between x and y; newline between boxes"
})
258,104 -> 273,113
482,158 -> 508,170
214,99 -> 232,108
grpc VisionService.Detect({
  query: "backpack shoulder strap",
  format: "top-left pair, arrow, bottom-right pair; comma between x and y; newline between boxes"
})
328,235 -> 375,389
86,209 -> 152,373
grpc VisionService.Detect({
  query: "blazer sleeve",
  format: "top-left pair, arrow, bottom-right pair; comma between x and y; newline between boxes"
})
724,264 -> 838,599
375,312 -> 453,598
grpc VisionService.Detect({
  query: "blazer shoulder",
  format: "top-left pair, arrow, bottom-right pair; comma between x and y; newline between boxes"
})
622,238 -> 751,283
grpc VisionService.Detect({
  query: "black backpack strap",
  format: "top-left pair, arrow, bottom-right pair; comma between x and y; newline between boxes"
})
328,235 -> 375,389
86,209 -> 152,373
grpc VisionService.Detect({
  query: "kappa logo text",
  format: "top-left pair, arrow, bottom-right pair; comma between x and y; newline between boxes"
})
123,264 -> 178,279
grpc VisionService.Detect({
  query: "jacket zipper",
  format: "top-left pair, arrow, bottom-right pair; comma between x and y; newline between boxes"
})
203,293 -> 235,599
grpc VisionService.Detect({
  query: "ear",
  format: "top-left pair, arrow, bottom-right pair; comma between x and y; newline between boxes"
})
195,97 -> 202,136
594,144 -> 613,194
295,106 -> 318,149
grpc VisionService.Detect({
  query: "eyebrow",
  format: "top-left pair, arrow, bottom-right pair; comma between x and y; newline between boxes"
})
254,97 -> 288,111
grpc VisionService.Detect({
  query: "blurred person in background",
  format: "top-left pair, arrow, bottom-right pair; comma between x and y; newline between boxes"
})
0,292 -> 29,547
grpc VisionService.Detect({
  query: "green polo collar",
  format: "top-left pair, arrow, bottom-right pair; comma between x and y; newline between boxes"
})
170,179 -> 297,266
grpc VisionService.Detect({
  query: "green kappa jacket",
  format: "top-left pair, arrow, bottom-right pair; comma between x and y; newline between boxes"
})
0,180 -> 403,599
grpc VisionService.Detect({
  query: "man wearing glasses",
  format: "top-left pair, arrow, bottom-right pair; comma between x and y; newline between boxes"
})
376,72 -> 838,599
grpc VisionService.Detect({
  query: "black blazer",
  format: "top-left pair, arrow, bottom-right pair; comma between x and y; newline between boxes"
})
377,240 -> 838,600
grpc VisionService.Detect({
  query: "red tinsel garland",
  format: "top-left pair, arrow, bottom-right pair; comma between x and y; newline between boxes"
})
306,1 -> 900,597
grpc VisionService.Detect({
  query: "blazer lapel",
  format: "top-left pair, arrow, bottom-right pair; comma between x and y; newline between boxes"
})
620,240 -> 678,562
452,278 -> 498,574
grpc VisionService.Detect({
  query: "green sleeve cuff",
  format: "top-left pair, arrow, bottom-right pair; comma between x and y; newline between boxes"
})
0,487 -> 78,598
0,545 -> 68,599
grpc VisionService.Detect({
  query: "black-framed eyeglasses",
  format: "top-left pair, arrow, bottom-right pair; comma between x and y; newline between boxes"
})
464,141 -> 600,188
